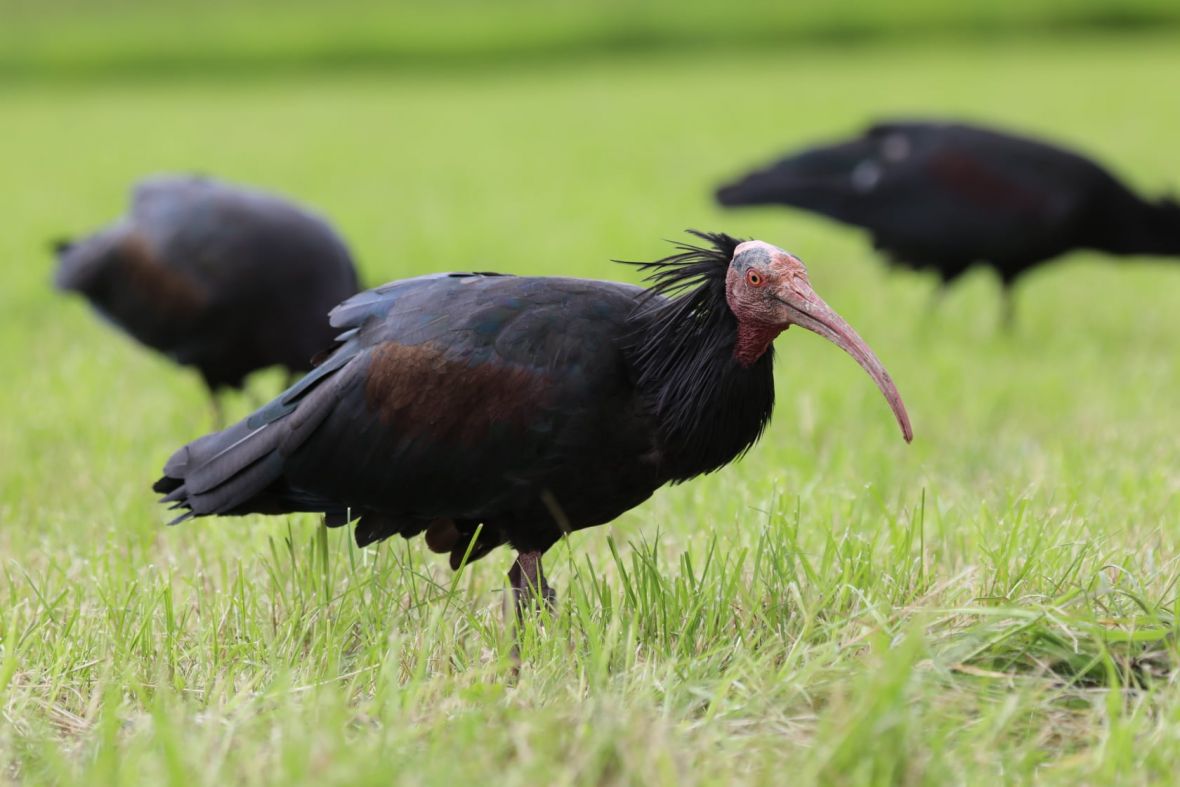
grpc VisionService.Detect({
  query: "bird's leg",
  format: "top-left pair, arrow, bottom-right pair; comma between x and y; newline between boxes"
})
1000,283 -> 1017,332
916,280 -> 948,339
926,279 -> 949,315
208,391 -> 226,430
507,550 -> 556,617
504,550 -> 555,671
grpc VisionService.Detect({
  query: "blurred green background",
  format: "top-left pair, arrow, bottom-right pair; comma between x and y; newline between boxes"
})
4,1 -> 1180,784
3,0 -> 1180,78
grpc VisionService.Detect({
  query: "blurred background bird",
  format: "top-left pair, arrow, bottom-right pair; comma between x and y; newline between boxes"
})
716,120 -> 1180,325
54,175 -> 361,422
153,231 -> 911,618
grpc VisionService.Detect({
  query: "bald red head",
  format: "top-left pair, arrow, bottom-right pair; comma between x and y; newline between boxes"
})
725,240 -> 913,443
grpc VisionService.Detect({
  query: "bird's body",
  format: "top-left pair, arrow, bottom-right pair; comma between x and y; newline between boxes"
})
55,175 -> 360,400
155,232 -> 911,608
716,121 -> 1180,298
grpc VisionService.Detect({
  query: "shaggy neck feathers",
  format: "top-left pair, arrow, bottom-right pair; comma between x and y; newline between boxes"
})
620,231 -> 777,482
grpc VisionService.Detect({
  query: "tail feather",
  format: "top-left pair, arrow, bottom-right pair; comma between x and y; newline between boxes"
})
185,450 -> 287,516
184,423 -> 277,496
153,353 -> 362,521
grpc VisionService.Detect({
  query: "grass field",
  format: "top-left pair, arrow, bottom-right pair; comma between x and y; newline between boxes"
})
3,0 -> 1180,78
3,34 -> 1180,785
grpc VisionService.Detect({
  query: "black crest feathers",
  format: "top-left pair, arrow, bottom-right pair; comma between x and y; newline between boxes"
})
619,230 -> 776,481
619,230 -> 742,302
617,230 -> 743,399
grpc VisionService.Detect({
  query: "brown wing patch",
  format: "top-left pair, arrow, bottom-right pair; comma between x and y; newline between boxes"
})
928,152 -> 1048,216
118,233 -> 208,317
364,341 -> 552,444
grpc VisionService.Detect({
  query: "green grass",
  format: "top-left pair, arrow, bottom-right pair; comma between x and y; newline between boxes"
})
4,35 -> 1180,784
2,0 -> 1180,78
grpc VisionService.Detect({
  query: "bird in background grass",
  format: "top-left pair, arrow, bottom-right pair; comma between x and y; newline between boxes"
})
154,231 -> 912,621
716,120 -> 1180,326
54,175 -> 360,423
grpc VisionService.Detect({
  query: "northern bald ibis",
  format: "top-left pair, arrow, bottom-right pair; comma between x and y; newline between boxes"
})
55,175 -> 360,417
716,121 -> 1180,323
155,232 -> 911,613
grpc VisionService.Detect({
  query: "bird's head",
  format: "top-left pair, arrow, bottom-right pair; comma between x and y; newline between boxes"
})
726,240 -> 912,443
715,169 -> 780,206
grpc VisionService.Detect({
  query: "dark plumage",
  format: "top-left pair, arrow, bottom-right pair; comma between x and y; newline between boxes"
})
55,175 -> 360,411
716,120 -> 1180,320
154,231 -> 911,614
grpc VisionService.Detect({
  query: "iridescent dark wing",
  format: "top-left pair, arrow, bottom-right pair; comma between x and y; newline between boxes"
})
155,273 -> 646,540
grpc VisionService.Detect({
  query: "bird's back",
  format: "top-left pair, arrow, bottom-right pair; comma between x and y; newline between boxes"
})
56,175 -> 360,389
131,176 -> 357,297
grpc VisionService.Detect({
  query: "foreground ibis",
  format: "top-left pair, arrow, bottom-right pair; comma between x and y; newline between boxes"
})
155,231 -> 911,614
55,175 -> 360,417
716,120 -> 1180,323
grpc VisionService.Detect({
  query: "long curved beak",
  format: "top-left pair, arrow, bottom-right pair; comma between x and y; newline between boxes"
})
775,281 -> 913,443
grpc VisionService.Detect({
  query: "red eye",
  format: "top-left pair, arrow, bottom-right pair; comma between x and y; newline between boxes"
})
746,270 -> 764,287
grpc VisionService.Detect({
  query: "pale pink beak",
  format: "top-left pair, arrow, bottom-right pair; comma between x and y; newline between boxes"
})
774,278 -> 913,443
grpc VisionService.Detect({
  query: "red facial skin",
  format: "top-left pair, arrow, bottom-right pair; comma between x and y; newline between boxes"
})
724,240 -> 913,443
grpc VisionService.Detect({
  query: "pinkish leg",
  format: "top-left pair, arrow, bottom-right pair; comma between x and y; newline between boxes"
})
507,550 -> 556,615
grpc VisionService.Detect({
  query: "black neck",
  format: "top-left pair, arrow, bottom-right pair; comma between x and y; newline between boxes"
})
626,296 -> 776,483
